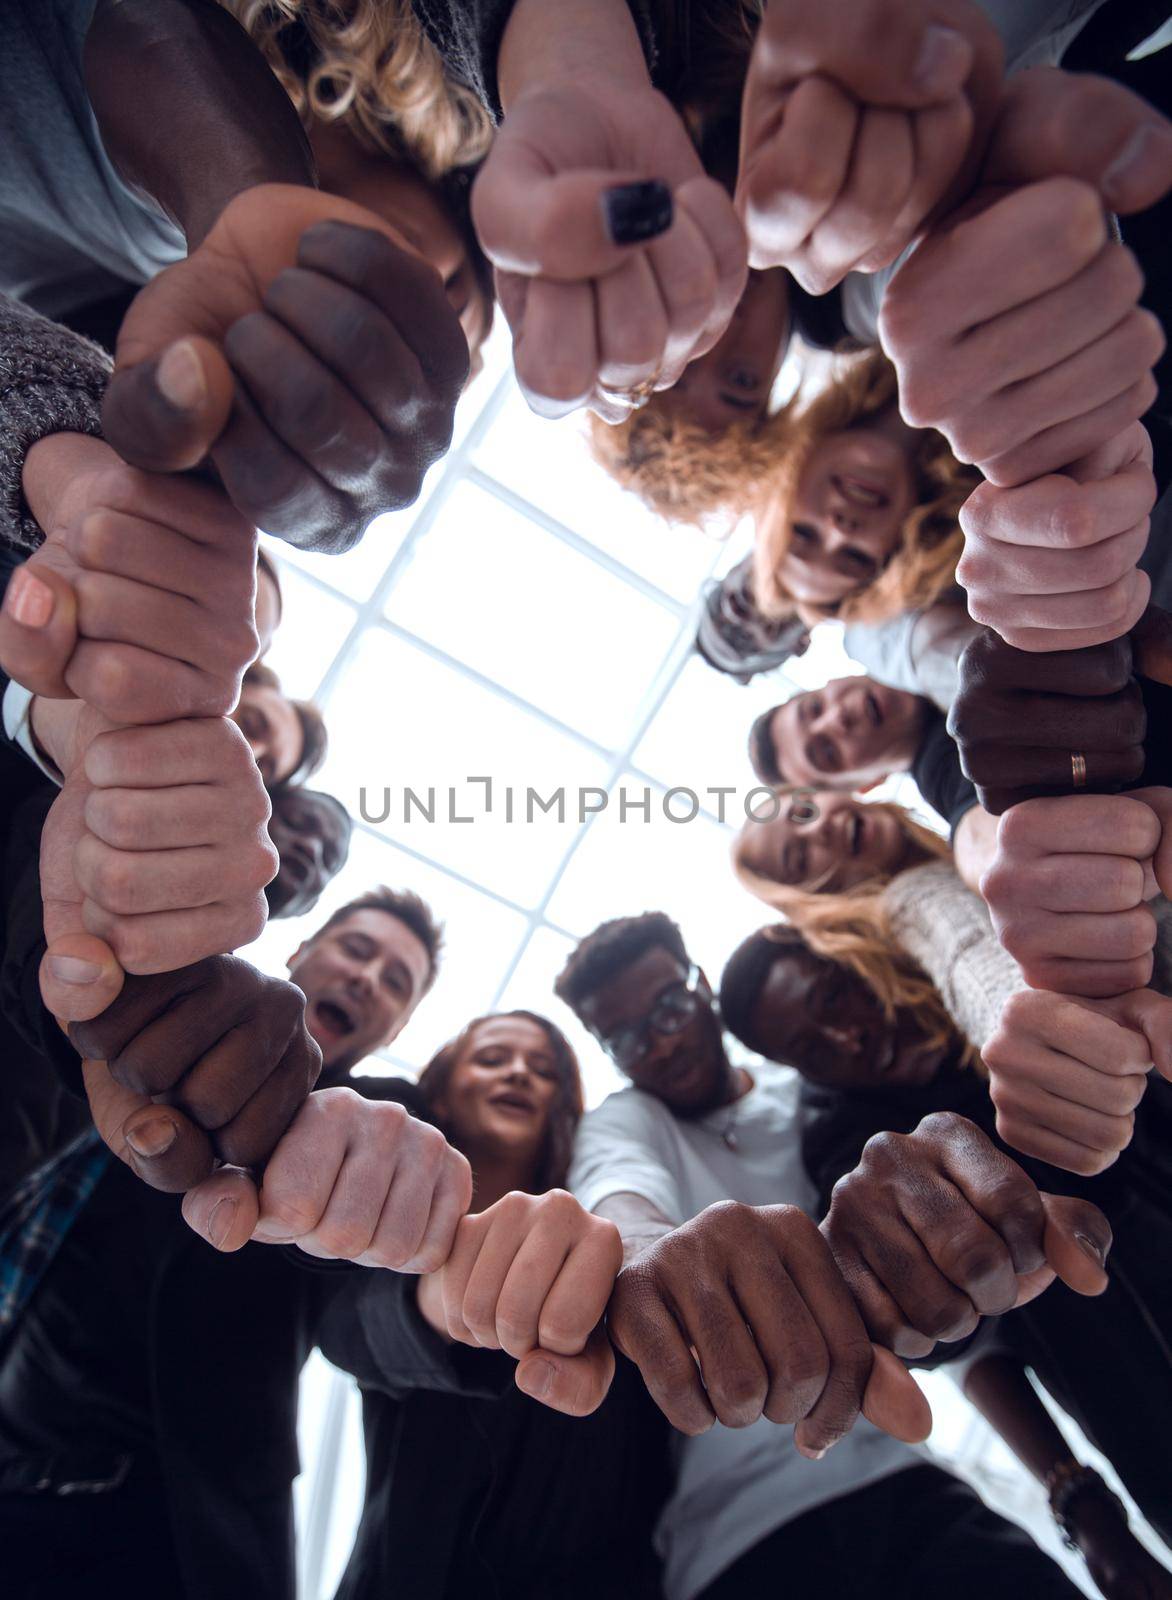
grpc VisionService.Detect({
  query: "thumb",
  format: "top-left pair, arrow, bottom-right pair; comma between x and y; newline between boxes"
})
1125,786 -> 1172,901
1095,988 -> 1172,1083
0,560 -> 79,700
861,1345 -> 934,1444
1039,1193 -> 1112,1297
515,1325 -> 617,1416
39,776 -> 125,1024
82,1057 -> 215,1194
102,335 -> 235,475
181,1165 -> 260,1252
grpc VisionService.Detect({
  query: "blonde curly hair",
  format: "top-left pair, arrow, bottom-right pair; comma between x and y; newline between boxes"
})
752,349 -> 978,628
732,796 -> 965,1061
587,401 -> 798,529
222,0 -> 494,178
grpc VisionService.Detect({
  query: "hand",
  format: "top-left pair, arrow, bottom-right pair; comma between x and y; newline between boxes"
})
1,434 -> 259,722
606,1199 -> 932,1450
822,1112 -> 1112,1360
68,955 -> 322,1172
881,179 -> 1163,487
978,793 -> 1171,997
473,75 -> 746,420
102,186 -> 469,553
979,64 -> 1172,217
983,987 -> 1171,1175
1064,1485 -> 1172,1600
38,711 -> 276,980
736,0 -> 1003,291
955,426 -> 1156,651
948,625 -> 1147,813
194,1088 -> 473,1270
416,1189 -> 623,1417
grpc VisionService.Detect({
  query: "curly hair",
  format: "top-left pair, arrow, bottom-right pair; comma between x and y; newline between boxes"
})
731,795 -> 962,1059
223,0 -> 494,178
587,389 -> 800,529
555,911 -> 691,1019
416,1011 -> 584,1192
752,350 -> 978,628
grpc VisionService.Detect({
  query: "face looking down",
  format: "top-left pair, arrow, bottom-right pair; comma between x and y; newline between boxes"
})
429,1014 -> 563,1170
764,678 -> 926,790
739,790 -> 910,894
266,788 -> 351,919
750,946 -> 948,1091
288,907 -> 433,1074
577,944 -> 734,1116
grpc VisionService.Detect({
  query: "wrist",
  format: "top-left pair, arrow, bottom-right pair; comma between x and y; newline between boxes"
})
85,0 -> 316,248
1046,1462 -> 1127,1549
498,0 -> 649,109
21,434 -> 112,539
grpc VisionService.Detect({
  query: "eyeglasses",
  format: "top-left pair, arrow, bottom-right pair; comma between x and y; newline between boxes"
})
598,965 -> 707,1071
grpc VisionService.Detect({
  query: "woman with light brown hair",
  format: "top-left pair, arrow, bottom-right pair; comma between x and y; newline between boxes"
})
751,350 -> 979,632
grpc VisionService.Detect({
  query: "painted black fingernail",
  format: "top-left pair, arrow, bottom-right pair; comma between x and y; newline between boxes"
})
604,181 -> 673,246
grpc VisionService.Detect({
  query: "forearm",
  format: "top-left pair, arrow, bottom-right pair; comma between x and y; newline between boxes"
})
962,1353 -> 1075,1483
84,0 -> 316,248
498,0 -> 649,107
0,301 -> 110,557
594,1191 -> 676,1267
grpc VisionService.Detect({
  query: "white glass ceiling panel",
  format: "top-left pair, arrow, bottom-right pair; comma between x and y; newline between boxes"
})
632,650 -> 789,803
547,771 -> 768,984
473,385 -> 724,602
315,628 -> 613,906
384,480 -> 680,746
259,562 -> 357,701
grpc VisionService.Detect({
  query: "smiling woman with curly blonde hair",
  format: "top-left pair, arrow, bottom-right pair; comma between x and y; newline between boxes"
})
752,349 -> 979,629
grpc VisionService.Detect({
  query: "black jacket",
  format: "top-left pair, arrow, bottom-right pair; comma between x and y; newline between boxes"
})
319,1268 -> 670,1600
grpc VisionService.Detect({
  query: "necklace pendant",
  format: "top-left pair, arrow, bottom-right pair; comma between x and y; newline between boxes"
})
723,1129 -> 738,1151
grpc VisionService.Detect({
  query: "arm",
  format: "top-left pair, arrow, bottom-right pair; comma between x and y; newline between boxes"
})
84,0 -> 315,248
883,860 -> 1025,1053
963,1354 -> 1172,1598
0,297 -> 110,557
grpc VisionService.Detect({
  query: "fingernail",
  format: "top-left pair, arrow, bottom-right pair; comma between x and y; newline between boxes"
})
126,1117 -> 177,1158
156,339 -> 206,411
47,954 -> 102,985
1074,1231 -> 1107,1267
604,181 -> 673,246
519,1359 -> 554,1399
251,1220 -> 295,1244
915,25 -> 971,93
4,567 -> 54,629
208,1198 -> 237,1250
1103,125 -> 1172,208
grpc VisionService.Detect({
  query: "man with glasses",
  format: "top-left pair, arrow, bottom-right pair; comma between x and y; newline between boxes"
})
555,911 -> 1089,1600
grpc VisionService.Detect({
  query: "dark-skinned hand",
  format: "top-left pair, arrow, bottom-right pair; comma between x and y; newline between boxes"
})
606,1199 -> 932,1451
822,1112 -> 1113,1361
102,185 -> 469,554
69,954 -> 322,1191
1065,1483 -> 1172,1600
948,605 -> 1172,814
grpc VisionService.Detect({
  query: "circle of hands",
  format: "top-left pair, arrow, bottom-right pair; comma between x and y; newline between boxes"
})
2,10 -> 1172,1582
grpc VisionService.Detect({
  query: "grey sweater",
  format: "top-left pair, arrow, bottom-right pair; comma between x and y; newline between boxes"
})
0,294 -> 111,557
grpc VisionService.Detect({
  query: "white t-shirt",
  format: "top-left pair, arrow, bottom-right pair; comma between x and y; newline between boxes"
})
569,1061 -> 923,1600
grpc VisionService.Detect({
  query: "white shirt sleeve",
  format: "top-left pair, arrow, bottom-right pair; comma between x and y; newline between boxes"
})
568,1089 -> 686,1223
2,680 -> 62,785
